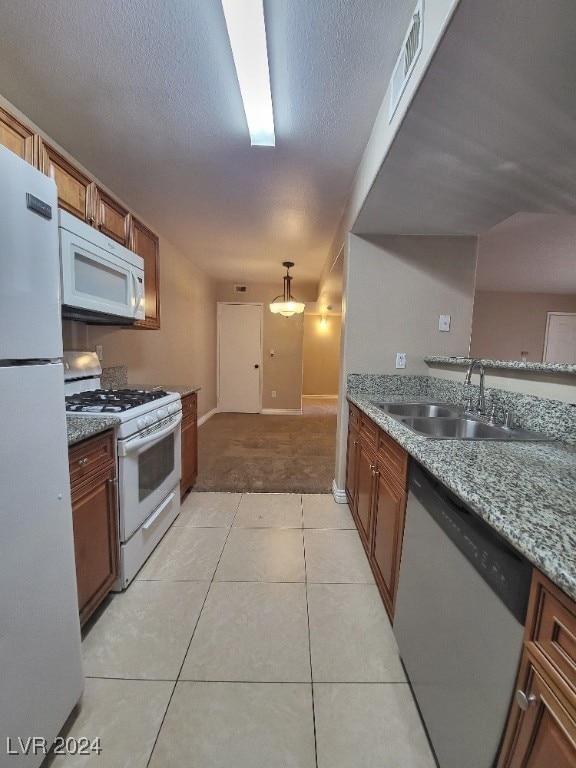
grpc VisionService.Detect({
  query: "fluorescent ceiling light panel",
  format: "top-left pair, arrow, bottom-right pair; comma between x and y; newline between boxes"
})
222,0 -> 275,146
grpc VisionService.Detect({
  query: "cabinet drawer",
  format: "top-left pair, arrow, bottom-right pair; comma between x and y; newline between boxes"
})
69,431 -> 115,487
527,570 -> 576,696
360,414 -> 378,449
181,392 -> 197,419
377,431 -> 408,488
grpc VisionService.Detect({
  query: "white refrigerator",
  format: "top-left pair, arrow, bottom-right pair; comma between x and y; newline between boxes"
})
0,145 -> 84,767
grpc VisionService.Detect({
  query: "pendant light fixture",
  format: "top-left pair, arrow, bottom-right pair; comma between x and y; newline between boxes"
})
269,262 -> 305,317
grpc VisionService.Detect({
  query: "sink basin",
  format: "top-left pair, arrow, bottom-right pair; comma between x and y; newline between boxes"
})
373,401 -> 464,418
400,416 -> 552,441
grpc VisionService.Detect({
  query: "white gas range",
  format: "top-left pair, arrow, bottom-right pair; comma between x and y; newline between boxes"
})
64,351 -> 181,589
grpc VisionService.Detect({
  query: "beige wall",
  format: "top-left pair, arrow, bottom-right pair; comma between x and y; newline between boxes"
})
215,281 -> 317,411
303,315 -> 341,395
86,236 -> 218,418
334,233 -> 478,489
470,291 -> 576,362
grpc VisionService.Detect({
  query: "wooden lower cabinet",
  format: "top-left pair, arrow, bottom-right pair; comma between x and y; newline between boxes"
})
345,401 -> 408,620
69,430 -> 119,626
180,392 -> 198,498
497,571 -> 576,767
131,216 -> 161,329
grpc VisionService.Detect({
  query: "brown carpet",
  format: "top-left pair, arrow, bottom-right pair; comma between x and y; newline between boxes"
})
194,400 -> 337,493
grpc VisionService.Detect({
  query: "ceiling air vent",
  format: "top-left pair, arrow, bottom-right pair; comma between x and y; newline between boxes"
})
389,0 -> 423,122
234,284 -> 247,293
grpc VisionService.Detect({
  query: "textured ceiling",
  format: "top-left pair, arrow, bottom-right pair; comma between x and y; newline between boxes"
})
354,0 -> 576,236
0,0 -> 415,285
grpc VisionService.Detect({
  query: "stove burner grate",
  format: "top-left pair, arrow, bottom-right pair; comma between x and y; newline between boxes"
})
65,388 -> 170,413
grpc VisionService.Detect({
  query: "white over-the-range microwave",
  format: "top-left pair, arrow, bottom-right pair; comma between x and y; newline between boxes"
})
59,209 -> 145,324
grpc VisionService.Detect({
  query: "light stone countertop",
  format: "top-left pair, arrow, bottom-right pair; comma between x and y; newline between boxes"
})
347,385 -> 576,601
132,384 -> 201,397
67,415 -> 120,447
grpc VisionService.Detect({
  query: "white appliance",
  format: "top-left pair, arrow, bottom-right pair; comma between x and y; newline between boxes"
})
59,209 -> 145,324
64,352 -> 181,589
0,145 -> 84,767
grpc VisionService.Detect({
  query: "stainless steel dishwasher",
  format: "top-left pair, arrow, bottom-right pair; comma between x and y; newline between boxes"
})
393,462 -> 533,768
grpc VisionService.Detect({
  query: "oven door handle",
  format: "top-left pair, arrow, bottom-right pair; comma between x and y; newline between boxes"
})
118,413 -> 182,456
142,492 -> 176,531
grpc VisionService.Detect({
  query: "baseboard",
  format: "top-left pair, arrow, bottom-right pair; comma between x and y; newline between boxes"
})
260,408 -> 302,415
302,394 -> 338,399
197,408 -> 217,427
332,480 -> 348,504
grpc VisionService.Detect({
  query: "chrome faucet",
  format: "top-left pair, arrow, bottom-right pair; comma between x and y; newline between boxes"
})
464,359 -> 486,415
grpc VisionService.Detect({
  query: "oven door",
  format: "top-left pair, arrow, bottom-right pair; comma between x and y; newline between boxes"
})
117,413 -> 182,541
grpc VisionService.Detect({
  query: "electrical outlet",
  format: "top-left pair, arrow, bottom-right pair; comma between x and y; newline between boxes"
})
95,345 -> 103,360
438,314 -> 451,332
395,353 -> 406,369
271,390 -> 277,398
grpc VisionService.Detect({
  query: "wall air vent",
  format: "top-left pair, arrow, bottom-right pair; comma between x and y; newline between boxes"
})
234,284 -> 248,293
389,0 -> 424,122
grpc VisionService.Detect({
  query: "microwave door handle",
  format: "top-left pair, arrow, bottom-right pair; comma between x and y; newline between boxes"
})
118,413 -> 182,456
133,271 -> 144,316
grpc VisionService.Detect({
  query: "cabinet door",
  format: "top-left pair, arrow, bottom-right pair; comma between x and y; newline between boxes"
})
355,442 -> 375,549
371,469 -> 407,618
181,394 -> 198,498
130,217 -> 160,329
93,186 -> 130,246
500,655 -> 576,767
345,424 -> 359,509
36,137 -> 94,221
71,466 -> 119,626
0,106 -> 34,163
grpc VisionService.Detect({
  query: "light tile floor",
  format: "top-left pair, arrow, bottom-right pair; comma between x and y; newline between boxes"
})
48,492 -> 436,768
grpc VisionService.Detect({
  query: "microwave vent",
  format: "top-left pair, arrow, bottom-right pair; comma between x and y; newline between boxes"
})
389,0 -> 423,122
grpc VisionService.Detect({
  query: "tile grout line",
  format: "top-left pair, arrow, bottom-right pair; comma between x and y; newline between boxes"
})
145,493 -> 244,768
302,495 -> 320,768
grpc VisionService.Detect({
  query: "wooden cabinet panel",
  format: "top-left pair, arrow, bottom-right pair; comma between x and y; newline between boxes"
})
93,187 -> 130,245
36,137 -> 93,220
181,393 -> 198,498
0,107 -> 34,163
499,653 -> 576,767
345,405 -> 360,508
130,217 -> 160,329
72,465 -> 118,625
371,469 -> 407,616
69,430 -> 119,626
355,441 -> 375,549
498,571 -> 576,767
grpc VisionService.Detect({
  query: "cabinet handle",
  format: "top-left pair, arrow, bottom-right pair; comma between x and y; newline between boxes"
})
87,216 -> 94,224
516,690 -> 537,711
78,458 -> 89,467
353,440 -> 358,446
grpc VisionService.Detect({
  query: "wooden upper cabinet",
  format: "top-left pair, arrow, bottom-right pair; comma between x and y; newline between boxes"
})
36,136 -> 93,220
0,107 -> 34,163
130,216 -> 160,329
93,186 -> 130,246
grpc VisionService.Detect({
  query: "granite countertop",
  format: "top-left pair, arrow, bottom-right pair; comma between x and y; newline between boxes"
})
133,384 -> 201,397
67,415 -> 120,446
348,390 -> 576,601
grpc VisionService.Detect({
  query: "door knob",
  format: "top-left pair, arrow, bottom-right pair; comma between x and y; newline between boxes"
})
254,364 -> 259,369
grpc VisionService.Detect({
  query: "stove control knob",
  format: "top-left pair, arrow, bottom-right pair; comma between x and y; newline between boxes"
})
145,414 -> 155,427
157,408 -> 167,421
168,402 -> 179,415
137,417 -> 146,430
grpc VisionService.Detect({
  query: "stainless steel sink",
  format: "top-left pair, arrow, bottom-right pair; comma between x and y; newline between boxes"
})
399,416 -> 551,441
370,400 -> 552,441
373,401 -> 464,418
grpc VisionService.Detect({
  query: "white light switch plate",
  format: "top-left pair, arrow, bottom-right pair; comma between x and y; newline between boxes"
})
438,314 -> 451,332
395,353 -> 406,369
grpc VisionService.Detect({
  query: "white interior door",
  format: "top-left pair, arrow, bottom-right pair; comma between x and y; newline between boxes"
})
218,303 -> 262,412
543,312 -> 576,364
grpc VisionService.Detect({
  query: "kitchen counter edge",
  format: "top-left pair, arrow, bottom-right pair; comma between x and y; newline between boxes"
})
67,415 -> 120,446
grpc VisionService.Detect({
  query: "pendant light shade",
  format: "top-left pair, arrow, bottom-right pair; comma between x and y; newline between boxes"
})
269,262 -> 305,317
